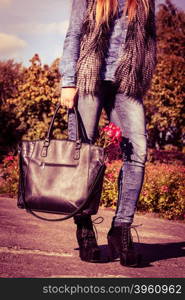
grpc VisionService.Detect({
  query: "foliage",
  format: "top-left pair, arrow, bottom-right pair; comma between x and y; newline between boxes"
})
156,0 -> 185,58
100,160 -> 121,208
148,148 -> 185,165
1,152 -> 184,221
144,0 -> 185,149
138,163 -> 185,220
100,161 -> 185,221
145,54 -> 185,149
0,60 -> 24,157
0,59 -> 23,105
0,154 -> 19,197
0,54 -> 67,160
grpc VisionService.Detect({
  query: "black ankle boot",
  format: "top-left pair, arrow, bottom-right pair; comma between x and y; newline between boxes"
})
74,215 -> 100,262
107,222 -> 141,267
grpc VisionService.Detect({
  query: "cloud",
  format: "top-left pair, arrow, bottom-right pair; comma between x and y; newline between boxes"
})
0,0 -> 12,7
12,20 -> 69,36
35,21 -> 69,35
0,32 -> 27,57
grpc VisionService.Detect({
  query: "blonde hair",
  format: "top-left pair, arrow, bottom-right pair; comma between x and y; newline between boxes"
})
95,0 -> 149,27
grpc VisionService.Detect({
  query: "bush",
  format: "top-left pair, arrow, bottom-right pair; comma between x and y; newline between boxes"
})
0,54 -> 67,161
1,154 -> 184,221
100,160 -> 121,208
0,59 -> 24,158
1,120 -> 184,221
139,163 -> 185,220
144,1 -> 185,149
0,154 -> 19,197
100,160 -> 185,221
147,148 -> 185,165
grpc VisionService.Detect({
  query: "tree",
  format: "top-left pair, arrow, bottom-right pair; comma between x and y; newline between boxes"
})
157,0 -> 185,58
0,59 -> 23,105
0,59 -> 24,157
144,0 -> 185,150
0,54 -> 67,159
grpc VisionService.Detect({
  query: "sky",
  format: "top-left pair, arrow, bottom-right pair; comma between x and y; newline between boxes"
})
0,0 -> 184,67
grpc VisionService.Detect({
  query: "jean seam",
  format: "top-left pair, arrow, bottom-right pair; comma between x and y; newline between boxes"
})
115,166 -> 123,215
115,163 -> 129,222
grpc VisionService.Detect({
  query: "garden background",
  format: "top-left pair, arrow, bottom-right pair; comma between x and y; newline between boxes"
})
0,0 -> 185,221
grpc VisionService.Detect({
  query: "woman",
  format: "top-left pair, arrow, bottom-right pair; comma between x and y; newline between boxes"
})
59,0 -> 157,267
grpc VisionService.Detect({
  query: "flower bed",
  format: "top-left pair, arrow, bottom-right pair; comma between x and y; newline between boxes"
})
0,122 -> 184,221
101,160 -> 185,221
139,163 -> 185,220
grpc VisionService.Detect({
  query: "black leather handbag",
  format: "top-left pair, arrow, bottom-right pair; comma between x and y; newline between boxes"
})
17,103 -> 106,221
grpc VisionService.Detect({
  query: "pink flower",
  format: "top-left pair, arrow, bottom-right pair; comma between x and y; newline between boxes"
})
108,123 -> 114,129
5,156 -> 14,161
106,129 -> 114,137
102,123 -> 122,135
107,173 -> 114,180
115,129 -> 121,138
161,185 -> 169,193
142,190 -> 148,197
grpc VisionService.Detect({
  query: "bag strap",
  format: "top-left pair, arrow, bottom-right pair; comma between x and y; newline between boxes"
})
41,103 -> 81,158
20,102 -> 105,222
46,103 -> 80,141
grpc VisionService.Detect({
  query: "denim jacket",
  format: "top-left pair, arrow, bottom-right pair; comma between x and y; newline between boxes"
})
59,0 -> 128,88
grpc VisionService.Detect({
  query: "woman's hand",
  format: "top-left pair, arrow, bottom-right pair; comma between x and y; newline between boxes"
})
60,87 -> 78,109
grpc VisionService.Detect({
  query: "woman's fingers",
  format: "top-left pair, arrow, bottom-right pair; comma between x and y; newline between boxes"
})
60,87 -> 78,109
61,97 -> 75,109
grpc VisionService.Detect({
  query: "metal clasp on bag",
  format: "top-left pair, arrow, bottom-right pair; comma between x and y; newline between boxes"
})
18,143 -> 21,154
73,139 -> 81,160
41,139 -> 50,157
41,162 -> 45,169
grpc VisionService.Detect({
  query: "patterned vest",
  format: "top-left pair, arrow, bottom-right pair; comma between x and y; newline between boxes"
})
75,0 -> 157,98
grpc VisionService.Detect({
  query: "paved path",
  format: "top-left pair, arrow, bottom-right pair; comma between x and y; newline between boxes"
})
0,197 -> 185,278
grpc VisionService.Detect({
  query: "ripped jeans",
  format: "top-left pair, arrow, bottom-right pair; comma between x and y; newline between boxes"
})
68,81 -> 147,225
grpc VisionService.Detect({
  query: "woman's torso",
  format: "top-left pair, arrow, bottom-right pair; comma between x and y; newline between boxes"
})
101,0 -> 128,81
60,0 -> 128,87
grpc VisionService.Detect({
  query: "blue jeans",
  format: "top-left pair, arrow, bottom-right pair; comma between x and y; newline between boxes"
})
68,81 -> 147,225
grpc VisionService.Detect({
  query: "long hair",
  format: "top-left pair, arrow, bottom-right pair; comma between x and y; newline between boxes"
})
95,0 -> 149,27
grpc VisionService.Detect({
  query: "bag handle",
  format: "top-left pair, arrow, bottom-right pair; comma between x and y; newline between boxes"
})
46,103 -> 80,141
19,103 -> 106,222
41,103 -> 81,158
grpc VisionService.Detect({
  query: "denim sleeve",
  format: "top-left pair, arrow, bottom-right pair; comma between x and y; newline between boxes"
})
59,0 -> 86,88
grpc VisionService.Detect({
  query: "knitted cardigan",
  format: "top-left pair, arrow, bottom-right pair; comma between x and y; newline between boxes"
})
75,0 -> 157,98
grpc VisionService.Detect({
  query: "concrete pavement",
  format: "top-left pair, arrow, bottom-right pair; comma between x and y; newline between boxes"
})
0,196 -> 185,278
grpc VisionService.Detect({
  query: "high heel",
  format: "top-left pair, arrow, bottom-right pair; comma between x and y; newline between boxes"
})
107,227 -> 121,261
107,223 -> 141,267
74,215 -> 101,262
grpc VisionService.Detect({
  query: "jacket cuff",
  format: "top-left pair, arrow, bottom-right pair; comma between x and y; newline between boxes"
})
61,77 -> 76,88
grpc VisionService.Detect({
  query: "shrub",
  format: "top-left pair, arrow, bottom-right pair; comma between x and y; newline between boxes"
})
0,54 -> 67,161
100,160 -> 121,208
0,154 -> 19,197
144,1 -> 185,149
1,152 -> 184,221
139,163 -> 185,220
100,161 -> 185,221
0,59 -> 24,158
147,149 -> 185,165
